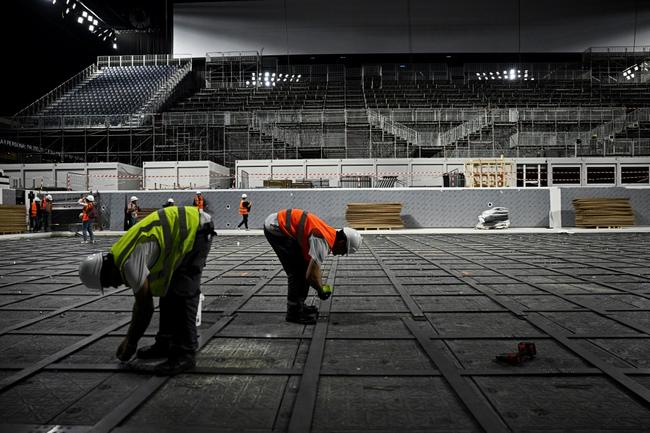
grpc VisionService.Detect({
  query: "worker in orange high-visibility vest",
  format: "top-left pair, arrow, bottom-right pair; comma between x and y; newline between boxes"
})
41,194 -> 53,232
193,191 -> 205,211
30,196 -> 42,232
264,208 -> 362,324
78,194 -> 97,244
237,193 -> 251,230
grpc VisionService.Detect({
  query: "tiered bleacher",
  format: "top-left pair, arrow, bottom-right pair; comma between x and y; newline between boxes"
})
41,65 -> 179,116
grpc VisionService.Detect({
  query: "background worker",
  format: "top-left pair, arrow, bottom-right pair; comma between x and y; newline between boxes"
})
126,196 -> 140,229
78,205 -> 215,375
78,194 -> 96,244
193,191 -> 205,211
263,208 -> 362,324
163,198 -> 175,208
30,196 -> 41,232
41,194 -> 53,232
237,193 -> 251,230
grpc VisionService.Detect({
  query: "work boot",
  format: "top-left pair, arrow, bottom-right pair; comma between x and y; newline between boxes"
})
303,304 -> 319,315
137,343 -> 170,360
154,353 -> 196,376
286,303 -> 317,325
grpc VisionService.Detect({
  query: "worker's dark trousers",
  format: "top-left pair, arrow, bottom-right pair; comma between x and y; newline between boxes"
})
156,222 -> 214,356
264,228 -> 309,305
237,214 -> 249,229
43,212 -> 51,232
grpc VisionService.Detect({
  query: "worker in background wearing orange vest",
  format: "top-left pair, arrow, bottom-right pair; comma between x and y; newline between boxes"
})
30,196 -> 42,232
78,194 -> 97,244
263,208 -> 362,324
237,193 -> 251,230
193,191 -> 205,211
41,194 -> 53,232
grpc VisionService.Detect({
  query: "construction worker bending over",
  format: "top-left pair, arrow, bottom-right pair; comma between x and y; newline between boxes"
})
78,194 -> 96,244
78,206 -> 215,375
264,208 -> 362,324
193,191 -> 205,211
41,194 -> 53,232
237,193 -> 251,230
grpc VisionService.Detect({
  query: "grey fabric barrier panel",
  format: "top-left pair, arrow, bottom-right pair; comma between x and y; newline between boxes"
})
87,188 -> 551,230
560,187 -> 650,227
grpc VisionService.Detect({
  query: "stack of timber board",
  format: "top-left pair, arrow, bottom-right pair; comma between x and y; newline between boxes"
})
346,203 -> 404,230
573,198 -> 635,227
263,179 -> 293,188
0,205 -> 27,234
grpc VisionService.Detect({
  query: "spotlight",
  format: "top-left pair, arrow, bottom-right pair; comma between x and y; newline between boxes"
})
66,0 -> 70,3
297,74 -> 301,78
264,72 -> 269,77
476,73 -> 480,76
52,0 -> 56,4
77,16 -> 83,23
87,15 -> 93,22
88,24 -> 94,31
82,10 -> 87,18
72,2 -> 76,9
246,81 -> 250,85
112,43 -> 117,49
65,8 -> 70,14
264,81 -> 270,87
93,19 -> 98,25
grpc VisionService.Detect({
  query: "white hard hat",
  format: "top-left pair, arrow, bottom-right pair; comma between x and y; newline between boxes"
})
34,196 -> 41,202
241,193 -> 247,198
46,194 -> 52,200
342,227 -> 362,255
130,196 -> 138,202
196,190 -> 202,195
167,198 -> 175,203
79,253 -> 104,293
86,194 -> 95,202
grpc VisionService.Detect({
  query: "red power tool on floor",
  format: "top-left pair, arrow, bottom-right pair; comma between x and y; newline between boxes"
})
495,342 -> 537,366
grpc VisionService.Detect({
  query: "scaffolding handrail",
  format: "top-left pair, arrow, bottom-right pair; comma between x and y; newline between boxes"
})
13,63 -> 98,117
96,54 -> 191,68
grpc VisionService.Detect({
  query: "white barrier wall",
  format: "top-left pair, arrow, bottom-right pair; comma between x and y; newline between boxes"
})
143,161 -> 230,190
0,163 -> 142,191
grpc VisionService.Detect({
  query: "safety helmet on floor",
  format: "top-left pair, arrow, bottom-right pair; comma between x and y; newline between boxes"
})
46,194 -> 52,200
130,196 -> 138,202
34,196 -> 41,202
86,194 -> 95,202
241,193 -> 247,198
342,227 -> 362,255
79,253 -> 104,294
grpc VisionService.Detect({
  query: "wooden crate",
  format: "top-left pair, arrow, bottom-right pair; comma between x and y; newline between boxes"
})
0,205 -> 27,234
573,198 -> 635,227
345,203 -> 404,229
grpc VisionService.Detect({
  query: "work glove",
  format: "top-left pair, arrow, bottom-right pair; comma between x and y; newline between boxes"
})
317,284 -> 333,300
116,338 -> 137,362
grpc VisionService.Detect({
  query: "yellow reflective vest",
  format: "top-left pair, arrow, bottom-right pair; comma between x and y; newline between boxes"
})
110,206 -> 200,296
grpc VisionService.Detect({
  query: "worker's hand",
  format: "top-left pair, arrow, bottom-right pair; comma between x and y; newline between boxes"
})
318,284 -> 333,300
116,338 -> 137,362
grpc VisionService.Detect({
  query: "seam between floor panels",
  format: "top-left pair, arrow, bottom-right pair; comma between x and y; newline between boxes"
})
392,235 -> 650,407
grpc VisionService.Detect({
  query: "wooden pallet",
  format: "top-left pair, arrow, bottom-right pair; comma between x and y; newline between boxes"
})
0,205 -> 27,234
346,203 -> 404,230
573,198 -> 635,228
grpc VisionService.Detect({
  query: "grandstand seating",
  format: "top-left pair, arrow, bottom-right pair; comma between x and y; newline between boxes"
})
170,80 -> 650,112
41,65 -> 179,116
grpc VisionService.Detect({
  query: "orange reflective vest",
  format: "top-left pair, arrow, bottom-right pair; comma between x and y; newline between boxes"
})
277,208 -> 337,262
239,199 -> 249,215
30,201 -> 38,217
193,195 -> 204,210
82,203 -> 94,222
41,198 -> 51,213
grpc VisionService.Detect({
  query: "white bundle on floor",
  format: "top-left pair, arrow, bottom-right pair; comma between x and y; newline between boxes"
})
476,207 -> 510,230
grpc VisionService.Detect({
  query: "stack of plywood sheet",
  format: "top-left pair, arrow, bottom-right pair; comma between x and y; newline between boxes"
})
263,179 -> 293,188
345,203 -> 404,229
0,205 -> 27,234
573,198 -> 635,227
